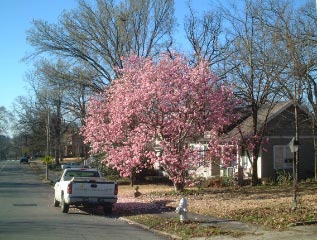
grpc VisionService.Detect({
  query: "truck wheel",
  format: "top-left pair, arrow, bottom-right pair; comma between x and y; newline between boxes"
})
54,197 -> 60,207
61,195 -> 69,213
103,204 -> 113,215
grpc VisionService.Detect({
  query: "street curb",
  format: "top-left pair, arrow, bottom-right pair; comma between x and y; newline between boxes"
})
119,217 -> 182,240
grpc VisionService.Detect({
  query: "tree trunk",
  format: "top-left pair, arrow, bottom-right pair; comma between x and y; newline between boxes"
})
294,101 -> 299,182
173,182 -> 185,192
54,100 -> 62,165
315,141 -> 317,181
251,142 -> 260,186
250,104 -> 260,186
130,171 -> 135,187
46,109 -> 51,157
312,119 -> 317,181
251,157 -> 258,186
315,146 -> 317,181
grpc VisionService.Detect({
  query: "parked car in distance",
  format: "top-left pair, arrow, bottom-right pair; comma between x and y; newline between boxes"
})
20,157 -> 29,164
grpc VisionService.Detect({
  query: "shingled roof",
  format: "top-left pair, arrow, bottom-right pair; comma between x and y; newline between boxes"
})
222,101 -> 294,140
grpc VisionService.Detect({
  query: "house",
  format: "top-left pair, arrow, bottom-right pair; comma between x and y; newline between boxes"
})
194,101 -> 316,181
64,132 -> 87,158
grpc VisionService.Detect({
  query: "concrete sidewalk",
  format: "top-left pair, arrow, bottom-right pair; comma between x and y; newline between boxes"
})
194,224 -> 317,240
187,212 -> 317,239
185,212 -> 317,240
129,211 -> 317,240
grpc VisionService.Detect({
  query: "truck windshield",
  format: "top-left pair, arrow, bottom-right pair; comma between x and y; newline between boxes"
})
64,170 -> 100,180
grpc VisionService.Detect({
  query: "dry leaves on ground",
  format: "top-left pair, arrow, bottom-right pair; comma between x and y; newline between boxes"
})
116,183 -> 317,229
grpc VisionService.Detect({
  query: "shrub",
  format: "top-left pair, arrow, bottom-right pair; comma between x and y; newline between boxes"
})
199,176 -> 236,188
116,178 -> 131,185
144,176 -> 172,184
275,170 -> 292,185
261,177 -> 274,186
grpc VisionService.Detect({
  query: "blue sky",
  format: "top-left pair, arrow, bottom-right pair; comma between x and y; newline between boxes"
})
0,0 -> 209,111
0,0 -> 78,110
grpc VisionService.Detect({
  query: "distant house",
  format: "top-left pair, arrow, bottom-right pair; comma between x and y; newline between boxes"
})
194,101 -> 316,180
64,132 -> 87,158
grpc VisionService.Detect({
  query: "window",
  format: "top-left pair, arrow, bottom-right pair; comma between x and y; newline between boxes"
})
241,150 -> 251,168
197,145 -> 206,161
223,167 -> 234,177
64,170 -> 100,180
273,145 -> 293,170
189,143 -> 208,167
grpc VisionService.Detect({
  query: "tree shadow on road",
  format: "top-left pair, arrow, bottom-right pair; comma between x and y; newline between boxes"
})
113,199 -> 176,216
64,200 -> 175,217
69,199 -> 176,217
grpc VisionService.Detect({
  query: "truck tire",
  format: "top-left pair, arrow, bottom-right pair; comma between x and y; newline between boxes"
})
61,194 -> 69,213
103,204 -> 113,215
54,197 -> 60,207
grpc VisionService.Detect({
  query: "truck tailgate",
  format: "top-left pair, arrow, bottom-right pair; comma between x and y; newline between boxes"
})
71,179 -> 117,197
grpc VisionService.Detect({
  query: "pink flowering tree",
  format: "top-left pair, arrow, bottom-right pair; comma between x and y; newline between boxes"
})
82,53 -> 238,192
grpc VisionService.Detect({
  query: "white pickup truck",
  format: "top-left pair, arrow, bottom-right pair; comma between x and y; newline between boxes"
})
54,168 -> 118,215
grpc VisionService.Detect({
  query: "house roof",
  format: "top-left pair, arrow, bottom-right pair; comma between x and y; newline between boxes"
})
221,101 -> 295,140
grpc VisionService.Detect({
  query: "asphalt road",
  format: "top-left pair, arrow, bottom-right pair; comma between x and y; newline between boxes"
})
0,160 -> 167,240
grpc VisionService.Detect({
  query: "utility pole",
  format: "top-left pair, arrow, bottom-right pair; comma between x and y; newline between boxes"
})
46,109 -> 50,181
292,80 -> 300,211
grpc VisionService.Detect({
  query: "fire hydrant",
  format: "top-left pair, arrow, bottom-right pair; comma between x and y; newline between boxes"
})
175,197 -> 188,222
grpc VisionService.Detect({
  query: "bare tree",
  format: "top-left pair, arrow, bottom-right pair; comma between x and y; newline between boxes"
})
25,60 -> 73,165
262,0 -> 317,180
0,106 -> 13,135
13,96 -> 48,158
222,0 -> 286,185
25,0 -> 175,92
299,1 -> 317,180
35,60 -> 92,160
183,2 -> 234,79
184,6 -> 221,62
34,60 -> 92,126
0,106 -> 14,160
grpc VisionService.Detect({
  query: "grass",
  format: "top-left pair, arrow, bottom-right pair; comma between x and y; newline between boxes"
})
127,214 -> 245,239
118,182 -> 317,236
184,183 -> 317,230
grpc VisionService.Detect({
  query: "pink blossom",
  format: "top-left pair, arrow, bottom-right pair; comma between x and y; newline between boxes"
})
82,53 -> 239,191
